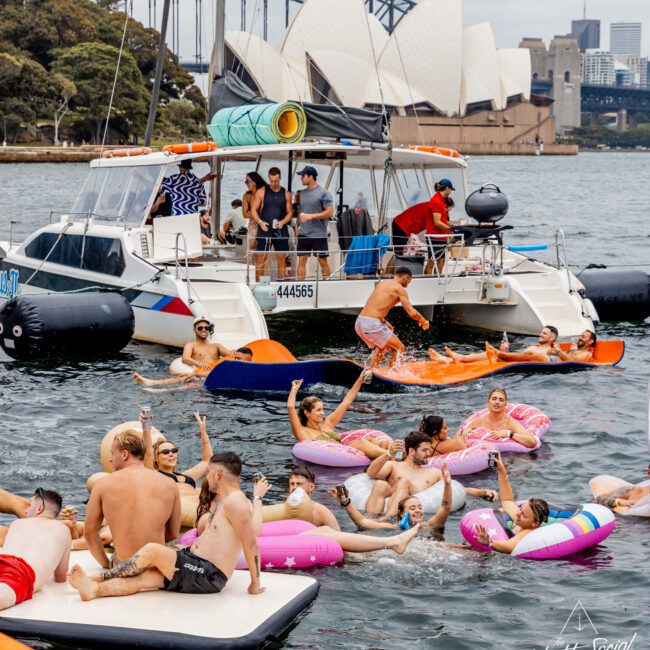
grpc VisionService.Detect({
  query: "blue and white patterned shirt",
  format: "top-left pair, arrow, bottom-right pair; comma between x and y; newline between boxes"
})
161,172 -> 207,216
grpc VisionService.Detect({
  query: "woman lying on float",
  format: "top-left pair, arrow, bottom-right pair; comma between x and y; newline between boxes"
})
288,372 -> 392,460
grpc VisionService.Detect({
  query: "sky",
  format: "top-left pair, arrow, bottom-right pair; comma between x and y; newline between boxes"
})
129,0 -> 650,88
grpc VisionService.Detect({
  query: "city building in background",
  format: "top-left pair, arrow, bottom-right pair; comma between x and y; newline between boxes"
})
571,19 -> 600,52
609,22 -> 642,57
582,50 -> 616,85
520,36 -> 581,134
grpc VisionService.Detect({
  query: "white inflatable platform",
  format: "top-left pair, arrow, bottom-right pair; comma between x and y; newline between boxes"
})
0,551 -> 319,649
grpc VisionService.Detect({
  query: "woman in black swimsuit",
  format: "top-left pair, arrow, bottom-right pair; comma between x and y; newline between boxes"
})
152,411 -> 214,498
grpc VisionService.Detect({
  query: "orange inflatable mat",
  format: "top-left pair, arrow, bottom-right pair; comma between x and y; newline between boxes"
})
371,340 -> 625,388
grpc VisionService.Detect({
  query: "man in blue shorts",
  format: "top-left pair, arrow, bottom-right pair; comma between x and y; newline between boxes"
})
295,166 -> 334,280
251,167 -> 292,280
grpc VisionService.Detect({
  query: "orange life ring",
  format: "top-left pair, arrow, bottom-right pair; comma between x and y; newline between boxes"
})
162,141 -> 217,155
102,147 -> 152,158
408,145 -> 460,158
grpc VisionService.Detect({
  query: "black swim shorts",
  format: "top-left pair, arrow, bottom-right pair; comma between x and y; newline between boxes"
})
163,548 -> 227,594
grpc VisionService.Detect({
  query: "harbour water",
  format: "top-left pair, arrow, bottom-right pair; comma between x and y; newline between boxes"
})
1,153 -> 649,649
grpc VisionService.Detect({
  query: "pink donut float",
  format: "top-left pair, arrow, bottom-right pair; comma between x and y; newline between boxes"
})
460,504 -> 615,560
425,442 -> 499,476
179,520 -> 344,569
458,403 -> 551,453
292,429 -> 391,467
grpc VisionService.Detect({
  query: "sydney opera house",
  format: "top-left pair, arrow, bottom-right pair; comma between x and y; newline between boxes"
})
221,0 -> 574,153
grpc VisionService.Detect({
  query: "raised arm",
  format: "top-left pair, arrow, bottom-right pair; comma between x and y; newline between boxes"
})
396,286 -> 429,329
287,379 -> 305,440
494,455 -> 517,519
425,464 -> 452,528
324,371 -> 366,429
367,440 -> 403,480
225,495 -> 264,595
184,412 -> 214,481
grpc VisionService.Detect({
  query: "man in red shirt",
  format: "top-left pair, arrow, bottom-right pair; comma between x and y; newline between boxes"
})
425,178 -> 455,275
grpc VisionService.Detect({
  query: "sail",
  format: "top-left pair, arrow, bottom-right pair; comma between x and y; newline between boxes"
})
209,72 -> 387,144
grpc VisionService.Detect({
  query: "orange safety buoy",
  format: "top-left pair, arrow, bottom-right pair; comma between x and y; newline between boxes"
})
101,147 -> 152,158
408,145 -> 460,158
162,141 -> 217,155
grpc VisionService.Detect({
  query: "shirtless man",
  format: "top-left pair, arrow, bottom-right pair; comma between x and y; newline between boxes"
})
288,467 -> 340,530
550,329 -> 596,362
429,325 -> 559,365
133,317 -> 235,386
84,430 -> 181,569
474,454 -> 550,554
594,482 -> 650,512
133,346 -> 253,389
69,452 -> 266,600
366,431 -> 441,517
355,267 -> 429,367
0,488 -> 70,610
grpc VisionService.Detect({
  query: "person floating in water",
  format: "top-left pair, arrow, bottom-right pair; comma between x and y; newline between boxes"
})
355,267 -> 429,367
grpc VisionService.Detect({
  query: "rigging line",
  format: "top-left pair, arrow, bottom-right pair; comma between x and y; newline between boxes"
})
362,1 -> 387,125
392,26 -> 424,143
100,9 -> 130,153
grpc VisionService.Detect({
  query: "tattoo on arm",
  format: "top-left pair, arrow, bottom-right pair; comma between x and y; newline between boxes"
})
99,554 -> 143,581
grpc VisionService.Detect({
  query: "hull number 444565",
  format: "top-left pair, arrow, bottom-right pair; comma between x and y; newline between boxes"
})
276,284 -> 314,299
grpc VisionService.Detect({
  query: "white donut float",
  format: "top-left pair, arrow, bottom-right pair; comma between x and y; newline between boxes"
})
344,472 -> 466,513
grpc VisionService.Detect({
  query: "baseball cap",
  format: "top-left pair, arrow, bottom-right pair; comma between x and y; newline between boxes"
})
193,316 -> 211,327
438,178 -> 456,191
296,165 -> 318,179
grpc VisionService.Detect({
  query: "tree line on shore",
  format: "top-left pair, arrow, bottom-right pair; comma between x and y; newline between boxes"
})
0,0 -> 207,145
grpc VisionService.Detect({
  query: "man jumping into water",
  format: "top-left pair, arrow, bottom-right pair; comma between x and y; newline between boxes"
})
69,452 -> 266,600
428,325 -> 562,365
0,488 -> 70,610
355,267 -> 429,367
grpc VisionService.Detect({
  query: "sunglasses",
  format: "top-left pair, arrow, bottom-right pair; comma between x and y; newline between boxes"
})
35,487 -> 45,509
195,326 -> 210,332
245,179 -> 252,184
158,447 -> 179,455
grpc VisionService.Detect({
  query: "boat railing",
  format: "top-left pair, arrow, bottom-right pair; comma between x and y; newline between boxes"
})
174,232 -> 196,306
554,228 -> 576,294
47,211 -> 131,230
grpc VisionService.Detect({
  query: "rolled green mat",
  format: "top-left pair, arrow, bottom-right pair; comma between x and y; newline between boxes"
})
208,102 -> 307,147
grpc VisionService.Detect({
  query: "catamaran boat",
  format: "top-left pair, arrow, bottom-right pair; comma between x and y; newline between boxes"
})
0,140 -> 597,349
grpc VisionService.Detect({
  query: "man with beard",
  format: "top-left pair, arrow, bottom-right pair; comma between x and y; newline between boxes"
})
549,329 -> 596,362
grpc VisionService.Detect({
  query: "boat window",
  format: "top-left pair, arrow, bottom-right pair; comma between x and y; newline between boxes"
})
72,165 -> 162,225
339,168 -> 376,216
395,168 -> 430,206
24,233 -> 125,277
374,169 -> 404,219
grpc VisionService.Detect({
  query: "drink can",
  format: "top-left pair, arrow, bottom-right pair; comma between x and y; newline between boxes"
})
141,406 -> 152,419
488,451 -> 498,468
272,219 -> 279,229
363,370 -> 373,384
395,450 -> 404,461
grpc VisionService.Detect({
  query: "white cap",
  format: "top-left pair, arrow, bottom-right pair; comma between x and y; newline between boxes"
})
193,316 -> 211,327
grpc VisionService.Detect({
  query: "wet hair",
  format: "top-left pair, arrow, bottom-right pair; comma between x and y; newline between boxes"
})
395,266 -> 413,278
231,199 -> 243,208
488,387 -> 508,402
152,438 -> 177,470
268,166 -> 282,177
114,429 -> 146,460
585,330 -> 597,345
298,396 -> 321,426
397,495 -> 419,517
36,489 -> 63,516
289,466 -> 315,484
196,479 -> 217,523
544,325 -> 559,341
236,346 -> 253,357
246,171 -> 266,190
419,415 -> 445,439
210,451 -> 242,477
405,430 -> 432,454
527,498 -> 550,526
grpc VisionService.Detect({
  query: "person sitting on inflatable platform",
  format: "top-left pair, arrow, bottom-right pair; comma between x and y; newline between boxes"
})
429,327 -> 595,365
473,453 -> 550,554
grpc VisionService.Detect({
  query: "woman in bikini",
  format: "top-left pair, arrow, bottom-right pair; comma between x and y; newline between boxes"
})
419,415 -> 467,455
287,372 -> 392,459
149,411 -> 214,497
459,388 -> 537,449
